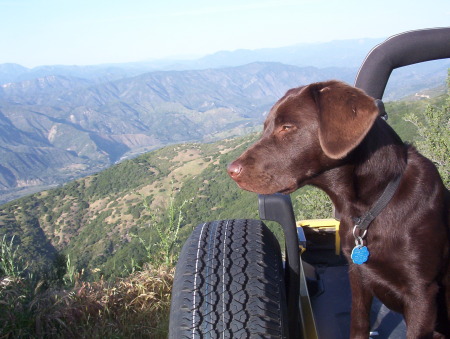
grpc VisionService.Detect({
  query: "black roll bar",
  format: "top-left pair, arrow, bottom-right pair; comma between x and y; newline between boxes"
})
355,27 -> 450,99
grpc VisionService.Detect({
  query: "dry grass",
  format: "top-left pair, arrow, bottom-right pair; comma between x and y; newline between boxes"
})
0,264 -> 174,339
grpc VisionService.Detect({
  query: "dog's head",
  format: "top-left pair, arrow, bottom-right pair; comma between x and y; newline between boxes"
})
227,80 -> 379,194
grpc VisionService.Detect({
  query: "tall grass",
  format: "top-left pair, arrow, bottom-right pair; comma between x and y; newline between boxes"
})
0,234 -> 28,278
136,185 -> 189,267
0,197 -> 179,339
0,262 -> 174,338
0,190 -> 181,338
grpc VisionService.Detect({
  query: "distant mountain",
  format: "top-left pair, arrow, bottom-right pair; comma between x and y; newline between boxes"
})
383,59 -> 450,100
190,38 -> 385,69
0,93 -> 430,277
0,62 -> 357,203
0,63 -> 157,85
0,38 -> 383,84
0,37 -> 448,203
0,63 -> 30,84
134,38 -> 388,71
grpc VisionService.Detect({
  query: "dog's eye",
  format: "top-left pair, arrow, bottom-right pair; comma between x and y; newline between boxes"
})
281,125 -> 293,132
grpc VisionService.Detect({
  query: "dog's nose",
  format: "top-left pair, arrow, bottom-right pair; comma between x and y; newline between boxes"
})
227,161 -> 243,178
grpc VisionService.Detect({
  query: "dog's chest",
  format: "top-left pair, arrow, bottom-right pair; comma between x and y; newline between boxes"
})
340,225 -> 412,311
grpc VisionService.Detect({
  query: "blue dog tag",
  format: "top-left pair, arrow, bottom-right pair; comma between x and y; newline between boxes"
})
351,245 -> 370,265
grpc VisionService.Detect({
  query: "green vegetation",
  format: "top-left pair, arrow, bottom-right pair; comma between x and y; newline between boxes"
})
0,78 -> 449,337
0,257 -> 173,338
0,134 -> 261,280
0,235 -> 28,278
0,86 -> 448,279
295,187 -> 333,220
134,187 -> 188,267
0,201 -> 175,338
403,74 -> 450,186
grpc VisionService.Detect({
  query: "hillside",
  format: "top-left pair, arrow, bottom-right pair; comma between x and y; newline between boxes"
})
1,42 -> 449,204
0,89 -> 437,279
0,85 -> 448,338
0,134 -> 260,277
0,63 -> 361,204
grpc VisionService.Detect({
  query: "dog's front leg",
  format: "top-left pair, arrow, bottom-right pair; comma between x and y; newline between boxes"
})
349,267 -> 373,339
404,282 -> 441,339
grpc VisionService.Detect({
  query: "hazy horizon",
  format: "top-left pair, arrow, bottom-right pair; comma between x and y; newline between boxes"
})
1,0 -> 449,68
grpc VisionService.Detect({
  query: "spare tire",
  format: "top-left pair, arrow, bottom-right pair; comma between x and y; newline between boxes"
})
169,219 -> 288,339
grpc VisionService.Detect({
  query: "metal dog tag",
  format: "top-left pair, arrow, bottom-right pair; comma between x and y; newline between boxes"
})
351,245 -> 370,265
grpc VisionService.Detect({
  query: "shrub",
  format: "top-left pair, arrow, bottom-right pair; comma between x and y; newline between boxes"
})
404,73 -> 450,187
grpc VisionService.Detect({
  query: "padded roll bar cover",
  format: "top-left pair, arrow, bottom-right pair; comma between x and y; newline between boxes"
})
355,27 -> 450,99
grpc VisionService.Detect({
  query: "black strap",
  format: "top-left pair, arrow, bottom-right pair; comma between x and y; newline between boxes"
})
354,175 -> 402,231
375,99 -> 388,120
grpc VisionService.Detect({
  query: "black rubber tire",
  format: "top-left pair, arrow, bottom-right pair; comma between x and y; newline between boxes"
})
169,219 -> 288,339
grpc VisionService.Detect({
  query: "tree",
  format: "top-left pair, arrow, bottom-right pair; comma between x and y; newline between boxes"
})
404,72 -> 450,187
294,186 -> 333,220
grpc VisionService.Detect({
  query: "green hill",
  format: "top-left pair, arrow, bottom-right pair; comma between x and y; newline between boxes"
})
0,133 -> 263,278
1,88 -> 449,280
1,59 -> 448,204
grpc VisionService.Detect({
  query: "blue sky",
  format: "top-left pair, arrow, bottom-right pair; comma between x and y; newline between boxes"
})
1,0 -> 449,67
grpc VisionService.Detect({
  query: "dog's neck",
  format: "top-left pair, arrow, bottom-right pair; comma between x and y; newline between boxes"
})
311,118 -> 407,217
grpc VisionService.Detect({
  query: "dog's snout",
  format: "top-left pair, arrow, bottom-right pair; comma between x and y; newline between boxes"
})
227,161 -> 243,178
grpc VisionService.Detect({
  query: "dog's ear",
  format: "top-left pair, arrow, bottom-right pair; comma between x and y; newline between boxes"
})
309,81 -> 379,159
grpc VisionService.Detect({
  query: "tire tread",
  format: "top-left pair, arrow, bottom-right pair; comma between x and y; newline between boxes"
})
169,219 -> 287,339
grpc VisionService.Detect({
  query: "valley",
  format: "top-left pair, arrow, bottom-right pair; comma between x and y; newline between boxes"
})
1,40 -> 448,204
0,92 -> 442,279
0,39 -> 448,278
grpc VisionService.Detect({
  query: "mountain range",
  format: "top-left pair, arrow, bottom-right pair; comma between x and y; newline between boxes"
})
0,38 -> 449,204
0,38 -> 385,84
0,89 -> 437,277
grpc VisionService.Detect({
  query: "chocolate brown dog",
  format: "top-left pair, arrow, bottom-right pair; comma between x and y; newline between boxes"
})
228,80 -> 450,338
